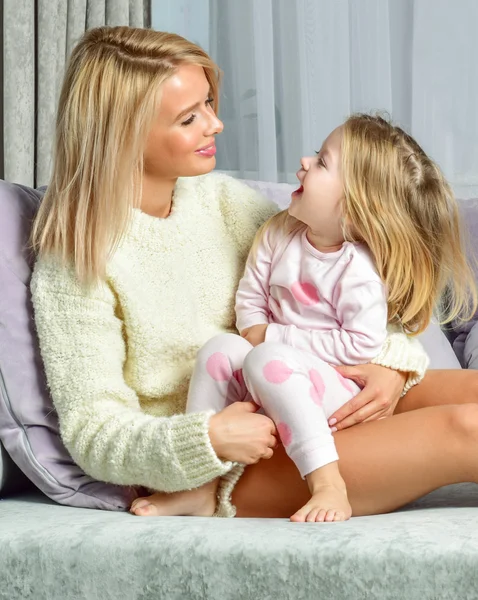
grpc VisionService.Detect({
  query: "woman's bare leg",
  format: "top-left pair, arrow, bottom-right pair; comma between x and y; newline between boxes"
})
233,403 -> 478,518
396,369 -> 478,413
131,371 -> 478,518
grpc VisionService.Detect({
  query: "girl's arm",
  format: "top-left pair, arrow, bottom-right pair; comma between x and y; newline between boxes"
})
266,278 -> 389,365
235,227 -> 275,333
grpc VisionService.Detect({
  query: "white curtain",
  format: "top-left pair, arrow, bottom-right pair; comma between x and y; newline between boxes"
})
153,0 -> 478,198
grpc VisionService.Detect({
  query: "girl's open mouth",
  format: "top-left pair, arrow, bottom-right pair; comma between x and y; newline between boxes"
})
292,185 -> 304,197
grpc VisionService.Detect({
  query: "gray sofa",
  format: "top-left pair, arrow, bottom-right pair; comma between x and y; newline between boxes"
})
1,179 -> 478,600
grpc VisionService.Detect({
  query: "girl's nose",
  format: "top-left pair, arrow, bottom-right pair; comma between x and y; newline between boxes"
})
300,157 -> 311,171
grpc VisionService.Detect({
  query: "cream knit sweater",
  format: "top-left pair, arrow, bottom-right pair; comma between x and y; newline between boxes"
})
31,173 -> 429,516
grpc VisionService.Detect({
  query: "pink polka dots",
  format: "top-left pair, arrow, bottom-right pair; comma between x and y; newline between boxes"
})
337,372 -> 356,395
263,360 -> 293,384
232,369 -> 244,387
206,353 -> 232,382
277,422 -> 292,447
309,369 -> 325,406
291,281 -> 320,306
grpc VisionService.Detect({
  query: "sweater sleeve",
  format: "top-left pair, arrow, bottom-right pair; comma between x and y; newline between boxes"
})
216,174 -> 280,263
371,324 -> 430,394
30,258 -> 233,493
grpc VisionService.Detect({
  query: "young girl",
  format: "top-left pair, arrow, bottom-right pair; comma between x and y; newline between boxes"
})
183,114 -> 476,523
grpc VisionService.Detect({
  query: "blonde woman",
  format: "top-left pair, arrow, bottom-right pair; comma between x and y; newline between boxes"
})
31,26 -> 478,521
182,115 -> 477,523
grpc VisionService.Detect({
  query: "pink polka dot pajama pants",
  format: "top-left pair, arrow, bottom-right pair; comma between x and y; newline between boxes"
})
186,333 -> 360,478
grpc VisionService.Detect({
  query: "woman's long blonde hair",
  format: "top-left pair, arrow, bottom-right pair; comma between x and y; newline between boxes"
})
252,113 -> 477,334
31,26 -> 221,284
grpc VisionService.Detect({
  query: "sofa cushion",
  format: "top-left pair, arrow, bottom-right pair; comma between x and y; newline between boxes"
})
1,484 -> 478,600
0,181 -> 137,509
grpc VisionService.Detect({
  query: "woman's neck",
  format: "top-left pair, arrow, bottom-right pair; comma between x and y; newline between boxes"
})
140,174 -> 177,218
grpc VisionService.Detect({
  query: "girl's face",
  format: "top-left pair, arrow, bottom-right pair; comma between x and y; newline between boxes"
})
289,126 -> 345,245
143,64 -> 224,179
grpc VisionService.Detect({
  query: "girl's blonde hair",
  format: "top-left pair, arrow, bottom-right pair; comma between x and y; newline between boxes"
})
31,26 -> 221,284
341,113 -> 476,334
252,114 -> 477,334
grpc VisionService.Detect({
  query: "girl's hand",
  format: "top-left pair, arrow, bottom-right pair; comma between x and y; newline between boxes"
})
240,324 -> 268,347
208,401 -> 278,464
328,364 -> 407,431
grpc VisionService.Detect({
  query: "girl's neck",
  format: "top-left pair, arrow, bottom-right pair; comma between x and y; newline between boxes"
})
306,228 -> 344,254
140,173 -> 177,219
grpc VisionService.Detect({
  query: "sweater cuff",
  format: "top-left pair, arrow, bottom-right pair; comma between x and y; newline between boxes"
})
169,411 -> 233,489
371,334 -> 430,396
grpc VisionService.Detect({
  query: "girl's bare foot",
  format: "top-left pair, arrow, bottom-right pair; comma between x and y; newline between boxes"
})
290,483 -> 352,522
290,462 -> 352,523
130,480 -> 218,517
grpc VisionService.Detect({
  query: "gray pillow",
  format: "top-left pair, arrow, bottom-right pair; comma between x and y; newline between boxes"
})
464,321 -> 478,369
0,180 -> 137,509
417,322 -> 461,370
450,198 -> 478,363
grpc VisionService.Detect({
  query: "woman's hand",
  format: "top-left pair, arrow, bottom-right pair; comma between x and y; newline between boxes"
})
209,401 -> 278,464
328,364 -> 407,431
240,324 -> 268,347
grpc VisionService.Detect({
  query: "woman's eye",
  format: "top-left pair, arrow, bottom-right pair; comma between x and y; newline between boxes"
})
181,97 -> 214,126
181,114 -> 196,126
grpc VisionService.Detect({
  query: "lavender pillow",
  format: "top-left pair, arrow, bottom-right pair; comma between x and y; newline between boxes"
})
0,180 -> 137,508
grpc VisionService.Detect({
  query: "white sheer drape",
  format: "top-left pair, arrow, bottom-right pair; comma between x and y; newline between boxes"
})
155,0 -> 478,197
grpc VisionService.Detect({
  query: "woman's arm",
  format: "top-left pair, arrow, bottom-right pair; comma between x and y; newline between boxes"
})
327,327 -> 430,430
31,258 -> 233,493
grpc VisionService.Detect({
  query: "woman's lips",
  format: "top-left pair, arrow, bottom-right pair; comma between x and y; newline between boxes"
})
195,144 -> 216,157
292,184 -> 304,197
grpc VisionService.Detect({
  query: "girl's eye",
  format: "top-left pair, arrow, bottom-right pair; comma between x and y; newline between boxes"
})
314,151 -> 326,168
181,97 -> 214,126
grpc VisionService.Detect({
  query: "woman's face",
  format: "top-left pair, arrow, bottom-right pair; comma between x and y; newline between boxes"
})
144,64 -> 224,179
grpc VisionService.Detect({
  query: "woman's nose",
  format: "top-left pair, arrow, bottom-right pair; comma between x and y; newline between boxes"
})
206,112 -> 224,136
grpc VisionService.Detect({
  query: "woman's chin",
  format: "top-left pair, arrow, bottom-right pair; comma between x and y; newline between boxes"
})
190,156 -> 216,176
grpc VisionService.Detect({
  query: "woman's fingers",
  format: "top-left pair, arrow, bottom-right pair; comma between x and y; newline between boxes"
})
333,364 -> 367,387
328,387 -> 375,428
